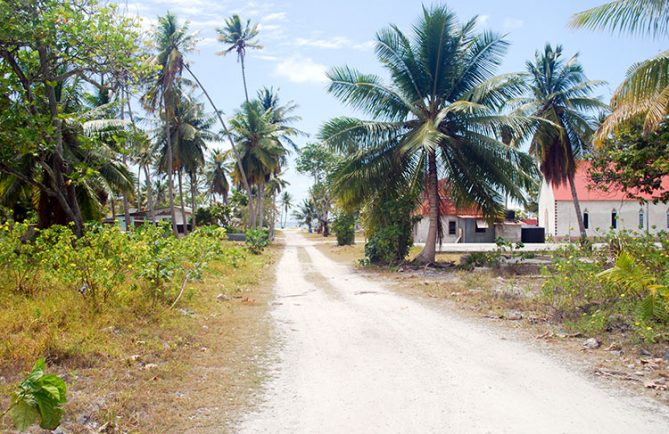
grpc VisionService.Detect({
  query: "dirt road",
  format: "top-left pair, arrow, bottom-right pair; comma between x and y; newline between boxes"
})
239,231 -> 669,433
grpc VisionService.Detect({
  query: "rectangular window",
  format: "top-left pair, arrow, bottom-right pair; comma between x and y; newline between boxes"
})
611,211 -> 617,229
448,221 -> 456,235
639,211 -> 644,230
475,219 -> 488,233
583,212 -> 589,229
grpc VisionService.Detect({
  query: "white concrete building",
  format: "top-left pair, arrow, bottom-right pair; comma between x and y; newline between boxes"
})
538,162 -> 669,239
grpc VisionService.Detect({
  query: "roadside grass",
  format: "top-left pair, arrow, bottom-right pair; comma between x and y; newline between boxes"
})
0,241 -> 279,433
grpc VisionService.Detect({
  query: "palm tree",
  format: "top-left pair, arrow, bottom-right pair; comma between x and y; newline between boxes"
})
320,5 -> 536,263
216,15 -> 262,102
143,12 -> 194,235
516,44 -> 607,242
257,86 -> 304,149
571,1 -> 669,137
156,92 -> 214,232
266,175 -> 289,237
230,100 -> 288,228
292,199 -> 317,233
279,191 -> 293,228
207,149 -> 232,203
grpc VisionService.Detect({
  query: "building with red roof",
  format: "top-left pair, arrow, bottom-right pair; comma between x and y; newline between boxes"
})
538,161 -> 669,239
414,180 -> 523,244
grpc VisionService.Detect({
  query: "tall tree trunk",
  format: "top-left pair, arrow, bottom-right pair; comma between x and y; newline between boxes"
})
110,196 -> 116,219
183,64 -> 254,228
163,93 -> 178,236
137,165 -> 142,211
177,169 -> 189,235
416,151 -> 438,264
143,166 -> 155,222
269,192 -> 277,239
256,180 -> 265,228
44,69 -> 83,236
240,54 -> 250,103
568,173 -> 587,244
190,170 -> 198,229
120,90 -> 132,232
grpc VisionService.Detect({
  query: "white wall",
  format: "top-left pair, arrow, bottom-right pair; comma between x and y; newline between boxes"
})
555,200 -> 669,238
538,179 -> 555,235
413,217 -> 461,243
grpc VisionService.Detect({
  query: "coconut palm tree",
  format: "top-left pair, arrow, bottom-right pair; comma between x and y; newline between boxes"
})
216,15 -> 262,103
156,92 -> 215,232
292,199 -> 317,233
257,86 -> 304,149
207,149 -> 232,203
571,1 -> 669,137
320,5 -> 536,263
279,191 -> 293,228
516,44 -> 608,242
230,100 -> 288,228
266,175 -> 289,237
143,12 -> 195,235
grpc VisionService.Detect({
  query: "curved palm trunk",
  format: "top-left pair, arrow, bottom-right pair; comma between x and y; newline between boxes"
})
240,54 -> 250,103
189,170 -> 198,229
256,180 -> 265,228
568,173 -> 587,243
163,93 -> 178,236
416,151 -> 438,264
137,165 -> 142,211
120,89 -> 132,232
177,169 -> 189,235
183,63 -> 255,228
143,165 -> 155,223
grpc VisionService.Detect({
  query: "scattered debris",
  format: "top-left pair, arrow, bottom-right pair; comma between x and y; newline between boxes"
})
644,379 -> 668,390
216,293 -> 230,301
594,367 -> 641,382
604,342 -> 622,352
504,310 -> 523,321
583,338 -> 601,350
141,363 -> 159,370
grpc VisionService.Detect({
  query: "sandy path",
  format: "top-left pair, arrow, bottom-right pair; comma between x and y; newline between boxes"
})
238,231 -> 669,433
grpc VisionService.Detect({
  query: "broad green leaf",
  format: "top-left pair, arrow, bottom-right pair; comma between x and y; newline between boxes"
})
10,399 -> 40,432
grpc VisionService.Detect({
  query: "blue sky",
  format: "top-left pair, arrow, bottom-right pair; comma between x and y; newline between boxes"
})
124,0 -> 666,211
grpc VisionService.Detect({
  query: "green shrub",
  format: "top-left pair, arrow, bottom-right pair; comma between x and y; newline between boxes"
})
361,192 -> 417,265
542,230 -> 669,341
245,228 -> 269,254
332,212 -> 355,246
8,359 -> 67,432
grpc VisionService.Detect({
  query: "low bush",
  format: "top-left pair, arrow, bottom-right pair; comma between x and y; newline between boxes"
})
542,230 -> 669,341
245,228 -> 270,254
8,359 -> 67,432
361,192 -> 417,265
332,212 -> 355,246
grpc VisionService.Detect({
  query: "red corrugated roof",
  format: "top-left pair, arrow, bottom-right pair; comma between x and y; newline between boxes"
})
418,180 -> 483,217
552,161 -> 669,202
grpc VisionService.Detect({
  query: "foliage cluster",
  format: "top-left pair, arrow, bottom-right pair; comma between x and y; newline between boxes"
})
332,212 -> 355,246
590,121 -> 669,204
0,222 -> 231,308
362,193 -> 418,265
8,359 -> 67,432
542,230 -> 669,342
245,228 -> 270,254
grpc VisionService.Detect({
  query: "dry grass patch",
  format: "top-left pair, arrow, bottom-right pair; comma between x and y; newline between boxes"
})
0,241 -> 280,433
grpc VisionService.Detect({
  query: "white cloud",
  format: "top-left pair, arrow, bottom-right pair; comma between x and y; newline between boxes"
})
295,37 -> 375,51
273,57 -> 328,84
476,15 -> 490,27
295,36 -> 349,49
262,12 -> 287,22
503,18 -> 524,29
